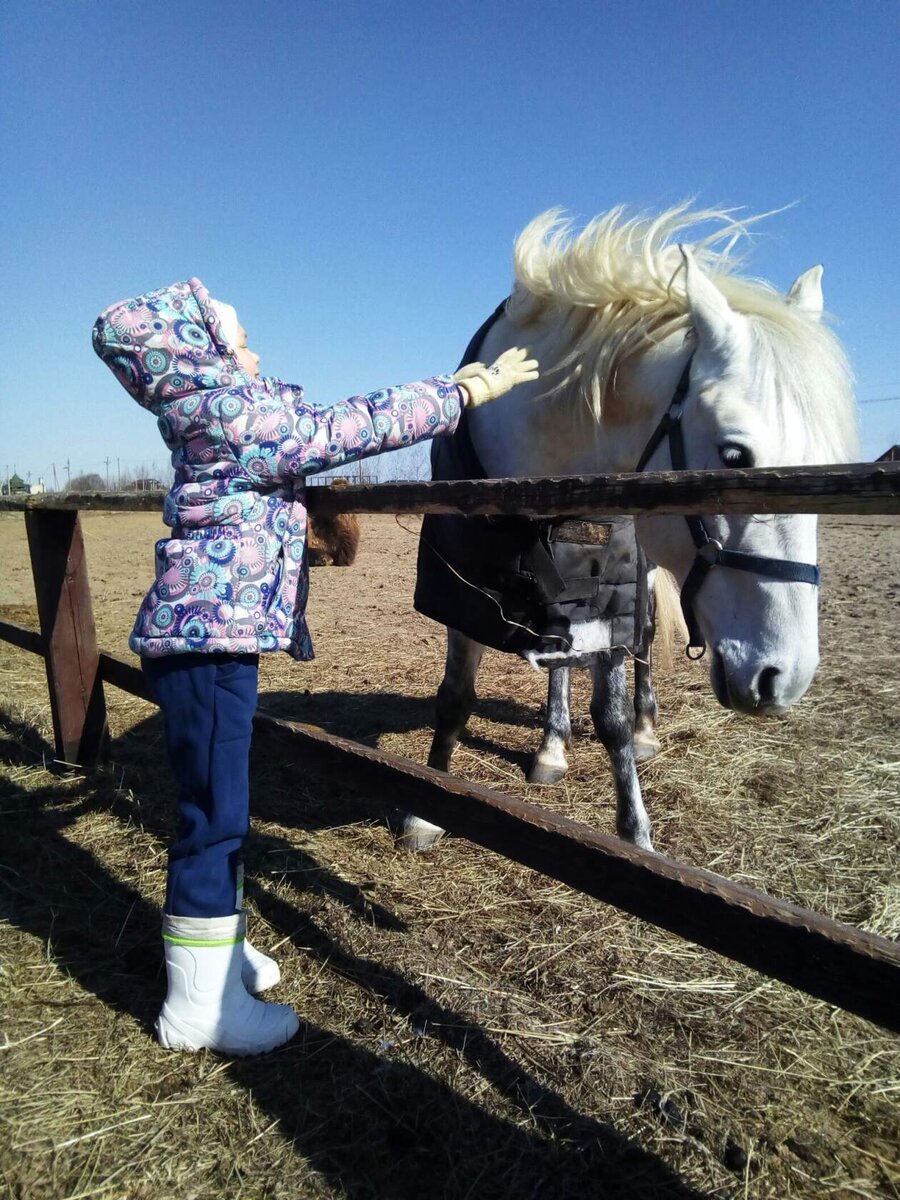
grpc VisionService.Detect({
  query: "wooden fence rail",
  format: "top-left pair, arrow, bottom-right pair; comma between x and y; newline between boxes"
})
1,460 -> 899,517
303,462 -> 900,518
1,464 -> 898,1033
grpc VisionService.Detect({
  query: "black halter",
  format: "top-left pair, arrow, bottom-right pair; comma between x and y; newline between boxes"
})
634,357 -> 821,658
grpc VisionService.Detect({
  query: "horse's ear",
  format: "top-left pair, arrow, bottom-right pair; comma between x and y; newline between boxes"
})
679,244 -> 741,351
787,265 -> 824,321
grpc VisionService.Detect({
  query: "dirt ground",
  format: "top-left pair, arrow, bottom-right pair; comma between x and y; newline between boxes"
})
0,510 -> 897,1199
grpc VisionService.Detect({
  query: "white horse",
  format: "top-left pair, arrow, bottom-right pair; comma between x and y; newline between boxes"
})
403,203 -> 858,852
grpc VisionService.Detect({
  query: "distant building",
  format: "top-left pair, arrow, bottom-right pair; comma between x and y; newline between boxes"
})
876,445 -> 899,462
28,479 -> 46,495
125,478 -> 165,492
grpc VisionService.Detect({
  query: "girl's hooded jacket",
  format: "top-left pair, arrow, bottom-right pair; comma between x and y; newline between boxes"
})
93,277 -> 463,659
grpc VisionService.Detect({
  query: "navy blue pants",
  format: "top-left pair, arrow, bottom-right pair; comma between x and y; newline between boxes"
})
142,654 -> 259,918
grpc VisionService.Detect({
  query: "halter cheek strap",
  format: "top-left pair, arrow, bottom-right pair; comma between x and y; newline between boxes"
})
634,357 -> 821,658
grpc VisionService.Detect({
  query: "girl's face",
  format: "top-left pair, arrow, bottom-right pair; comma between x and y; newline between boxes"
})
233,323 -> 261,378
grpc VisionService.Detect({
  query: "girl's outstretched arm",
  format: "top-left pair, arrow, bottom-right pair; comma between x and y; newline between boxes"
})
219,374 -> 465,483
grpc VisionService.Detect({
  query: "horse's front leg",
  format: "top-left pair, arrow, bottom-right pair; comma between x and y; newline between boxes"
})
633,568 -> 661,762
590,651 -> 653,850
398,629 -> 485,851
527,666 -> 572,785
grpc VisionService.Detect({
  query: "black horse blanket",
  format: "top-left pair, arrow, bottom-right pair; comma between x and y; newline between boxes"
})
414,306 -> 643,659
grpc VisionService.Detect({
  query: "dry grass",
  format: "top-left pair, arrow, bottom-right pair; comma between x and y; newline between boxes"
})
0,511 -> 898,1199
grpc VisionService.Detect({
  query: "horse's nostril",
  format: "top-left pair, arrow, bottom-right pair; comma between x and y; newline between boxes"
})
757,666 -> 781,706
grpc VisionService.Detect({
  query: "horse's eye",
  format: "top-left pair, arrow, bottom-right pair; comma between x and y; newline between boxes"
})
720,443 -> 753,468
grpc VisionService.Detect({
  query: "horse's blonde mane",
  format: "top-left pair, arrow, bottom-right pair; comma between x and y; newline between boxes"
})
507,204 -> 859,461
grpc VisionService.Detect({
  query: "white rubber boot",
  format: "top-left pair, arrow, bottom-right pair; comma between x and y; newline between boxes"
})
243,939 -> 281,994
236,867 -> 281,993
156,913 -> 298,1055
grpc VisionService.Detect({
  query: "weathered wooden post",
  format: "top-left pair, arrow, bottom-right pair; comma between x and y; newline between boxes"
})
24,509 -> 108,767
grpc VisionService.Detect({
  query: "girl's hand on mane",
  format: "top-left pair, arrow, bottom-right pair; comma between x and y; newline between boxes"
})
453,346 -> 539,408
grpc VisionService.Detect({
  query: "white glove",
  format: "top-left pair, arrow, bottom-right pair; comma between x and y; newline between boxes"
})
452,346 -> 539,408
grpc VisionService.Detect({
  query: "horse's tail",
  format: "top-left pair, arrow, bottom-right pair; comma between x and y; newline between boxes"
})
651,567 -> 686,671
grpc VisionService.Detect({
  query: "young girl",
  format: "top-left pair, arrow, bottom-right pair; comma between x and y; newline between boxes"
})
93,277 -> 537,1056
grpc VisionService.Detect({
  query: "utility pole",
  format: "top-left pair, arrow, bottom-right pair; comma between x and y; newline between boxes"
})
52,463 -> 59,491
117,457 -> 120,490
104,456 -> 112,490
65,459 -> 71,490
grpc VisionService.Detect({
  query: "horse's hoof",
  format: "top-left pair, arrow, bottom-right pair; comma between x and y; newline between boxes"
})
619,828 -> 655,852
526,760 -> 568,786
396,816 -> 446,852
633,732 -> 661,762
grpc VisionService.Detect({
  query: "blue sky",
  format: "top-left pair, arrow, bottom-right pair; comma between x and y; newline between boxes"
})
1,0 -> 897,486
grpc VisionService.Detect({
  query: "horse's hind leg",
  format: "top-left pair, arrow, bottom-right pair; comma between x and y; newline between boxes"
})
398,629 -> 485,852
527,666 -> 571,785
633,569 -> 661,763
591,651 -> 653,850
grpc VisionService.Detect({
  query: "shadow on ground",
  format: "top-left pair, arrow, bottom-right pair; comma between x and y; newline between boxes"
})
0,706 -> 700,1199
259,686 -> 547,776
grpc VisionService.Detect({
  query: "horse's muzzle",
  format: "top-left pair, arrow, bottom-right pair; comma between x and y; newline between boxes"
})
711,647 -> 795,716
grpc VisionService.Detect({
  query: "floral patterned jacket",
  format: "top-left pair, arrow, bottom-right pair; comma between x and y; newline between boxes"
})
93,277 -> 463,659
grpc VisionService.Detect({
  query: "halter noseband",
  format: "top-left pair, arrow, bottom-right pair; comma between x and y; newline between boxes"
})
634,357 -> 820,658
